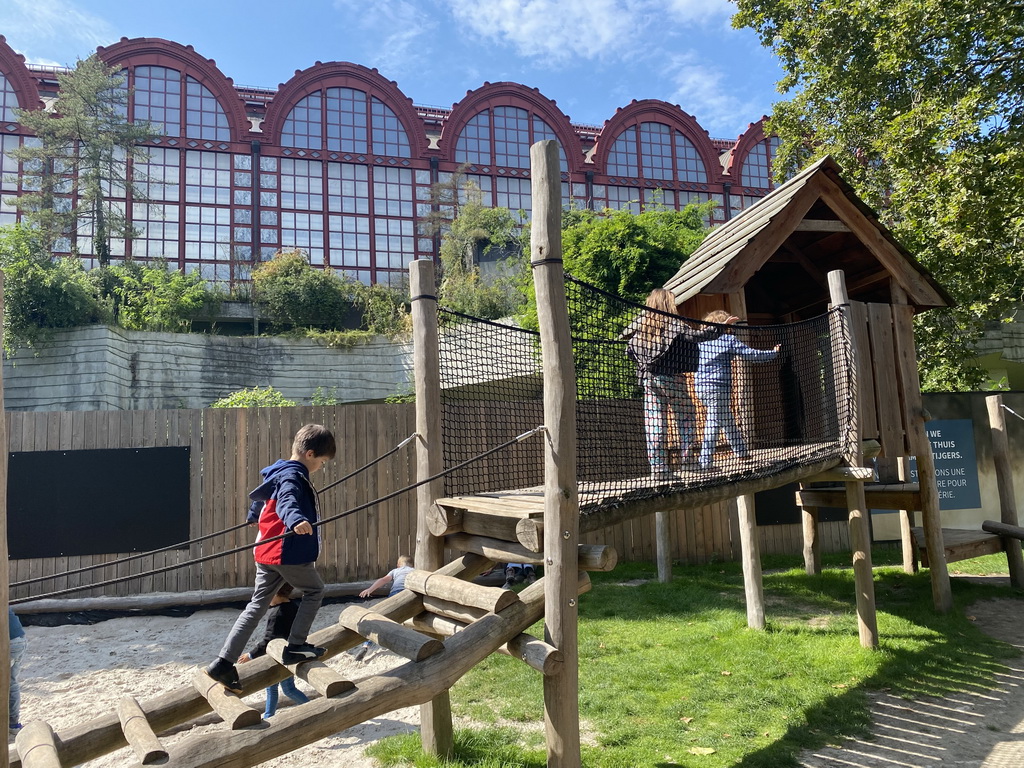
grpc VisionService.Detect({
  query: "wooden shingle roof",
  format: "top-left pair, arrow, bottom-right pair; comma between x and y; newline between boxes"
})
663,156 -> 952,317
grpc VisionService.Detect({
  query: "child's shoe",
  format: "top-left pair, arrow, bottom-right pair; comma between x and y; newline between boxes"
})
282,642 -> 326,665
8,723 -> 21,739
204,658 -> 243,694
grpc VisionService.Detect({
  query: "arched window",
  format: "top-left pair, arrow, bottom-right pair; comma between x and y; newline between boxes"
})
455,106 -> 567,172
132,66 -> 230,141
741,137 -> 781,188
0,72 -> 18,122
607,121 -> 707,183
281,87 -> 410,157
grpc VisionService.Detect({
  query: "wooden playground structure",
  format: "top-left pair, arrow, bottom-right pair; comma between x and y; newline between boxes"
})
4,144 -> 1022,768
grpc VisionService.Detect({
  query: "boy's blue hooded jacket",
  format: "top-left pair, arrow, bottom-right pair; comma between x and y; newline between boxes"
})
246,459 -> 320,565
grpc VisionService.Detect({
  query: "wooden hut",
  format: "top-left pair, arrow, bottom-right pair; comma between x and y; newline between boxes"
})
663,155 -> 957,612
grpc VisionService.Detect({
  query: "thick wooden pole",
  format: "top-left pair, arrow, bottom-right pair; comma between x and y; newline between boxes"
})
986,395 -> 1024,588
828,270 -> 878,648
655,511 -> 672,583
801,505 -> 820,575
0,272 -> 8,768
531,139 -> 581,768
891,302 -> 952,612
736,493 -> 765,629
410,258 -> 453,757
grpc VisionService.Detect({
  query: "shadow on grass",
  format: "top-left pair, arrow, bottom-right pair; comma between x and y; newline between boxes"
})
368,557 -> 1024,768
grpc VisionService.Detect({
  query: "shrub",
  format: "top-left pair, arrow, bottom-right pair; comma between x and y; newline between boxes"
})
252,250 -> 360,330
356,281 -> 411,337
0,225 -> 105,353
209,386 -> 297,408
94,260 -> 223,332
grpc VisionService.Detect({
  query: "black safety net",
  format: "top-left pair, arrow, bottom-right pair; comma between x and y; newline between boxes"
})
438,275 -> 857,514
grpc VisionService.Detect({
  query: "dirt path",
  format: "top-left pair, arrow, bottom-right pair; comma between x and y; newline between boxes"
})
800,587 -> 1024,768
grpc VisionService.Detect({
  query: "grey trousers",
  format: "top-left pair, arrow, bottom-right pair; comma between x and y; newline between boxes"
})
216,562 -> 324,663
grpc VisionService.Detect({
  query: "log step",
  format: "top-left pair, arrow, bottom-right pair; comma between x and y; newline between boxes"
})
191,670 -> 262,729
15,721 -> 62,768
338,605 -> 444,661
266,639 -> 355,697
117,696 -> 168,764
404,568 -> 519,613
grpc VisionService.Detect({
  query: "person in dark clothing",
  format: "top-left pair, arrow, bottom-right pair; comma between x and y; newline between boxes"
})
8,608 -> 24,737
237,583 -> 311,718
205,424 -> 336,694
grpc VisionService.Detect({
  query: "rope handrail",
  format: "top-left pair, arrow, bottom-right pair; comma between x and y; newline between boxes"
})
9,432 -> 420,591
11,426 -> 546,605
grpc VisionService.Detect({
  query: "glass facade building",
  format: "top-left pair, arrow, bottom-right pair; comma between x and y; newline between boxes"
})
0,36 -> 782,286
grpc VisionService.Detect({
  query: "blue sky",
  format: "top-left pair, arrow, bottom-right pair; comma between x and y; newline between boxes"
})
0,0 -> 786,140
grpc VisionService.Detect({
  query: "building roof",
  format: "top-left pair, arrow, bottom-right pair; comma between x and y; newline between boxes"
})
663,156 -> 953,317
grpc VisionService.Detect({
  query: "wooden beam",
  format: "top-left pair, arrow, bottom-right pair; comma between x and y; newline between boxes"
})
14,722 -> 60,768
800,466 -> 874,483
737,493 -> 764,629
404,570 -> 519,613
191,670 -> 262,730
531,138 -> 581,768
117,697 -> 168,766
337,606 -> 444,662
794,219 -> 851,232
986,395 -> 1024,588
411,255 -> 453,756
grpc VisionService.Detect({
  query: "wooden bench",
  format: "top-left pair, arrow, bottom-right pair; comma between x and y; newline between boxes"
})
910,527 -> 1004,568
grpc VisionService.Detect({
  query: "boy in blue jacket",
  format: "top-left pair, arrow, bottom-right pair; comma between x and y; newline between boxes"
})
205,423 -> 336,694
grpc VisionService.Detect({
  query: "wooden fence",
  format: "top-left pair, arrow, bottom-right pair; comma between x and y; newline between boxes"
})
7,404 -> 850,602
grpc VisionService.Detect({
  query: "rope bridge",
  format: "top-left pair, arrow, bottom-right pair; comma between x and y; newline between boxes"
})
438,275 -> 858,516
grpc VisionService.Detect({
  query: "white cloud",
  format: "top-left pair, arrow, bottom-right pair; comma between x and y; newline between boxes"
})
0,0 -> 116,61
664,0 -> 734,25
448,0 -> 644,61
665,55 -> 763,137
331,0 -> 437,79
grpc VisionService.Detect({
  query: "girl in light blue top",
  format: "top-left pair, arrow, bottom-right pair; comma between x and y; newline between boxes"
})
696,310 -> 780,470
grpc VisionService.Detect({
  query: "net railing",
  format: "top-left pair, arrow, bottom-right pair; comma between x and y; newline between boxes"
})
437,276 -> 857,514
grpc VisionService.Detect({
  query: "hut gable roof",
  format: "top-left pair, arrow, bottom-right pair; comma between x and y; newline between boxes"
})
663,156 -> 952,315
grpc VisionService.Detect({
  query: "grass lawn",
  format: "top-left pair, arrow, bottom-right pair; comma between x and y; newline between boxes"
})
366,548 -> 1021,767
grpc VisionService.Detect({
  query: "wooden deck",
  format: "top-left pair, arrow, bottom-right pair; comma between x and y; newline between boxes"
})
435,442 -> 851,552
911,526 -> 1004,567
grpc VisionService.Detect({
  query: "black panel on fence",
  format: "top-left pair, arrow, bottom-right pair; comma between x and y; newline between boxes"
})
8,447 -> 190,559
755,482 -> 848,525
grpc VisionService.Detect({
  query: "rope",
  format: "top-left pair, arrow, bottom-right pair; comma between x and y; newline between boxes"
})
11,426 -> 546,605
1001,403 -> 1024,423
9,432 -> 420,591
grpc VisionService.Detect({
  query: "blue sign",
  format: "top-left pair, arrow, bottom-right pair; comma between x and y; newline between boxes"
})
908,419 -> 982,511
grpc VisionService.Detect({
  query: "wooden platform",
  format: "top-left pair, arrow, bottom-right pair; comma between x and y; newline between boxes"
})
797,482 -> 921,510
911,527 -> 1004,567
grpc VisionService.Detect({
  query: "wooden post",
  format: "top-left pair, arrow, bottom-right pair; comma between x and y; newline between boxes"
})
410,258 -> 453,757
737,493 -> 765,629
0,272 -> 8,768
117,697 -> 168,765
891,302 -> 952,612
828,270 -> 878,648
801,504 -> 820,575
986,395 -> 1024,588
531,139 -> 581,768
655,511 -> 672,582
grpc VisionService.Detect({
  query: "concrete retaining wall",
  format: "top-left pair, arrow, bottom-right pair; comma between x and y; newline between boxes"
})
2,326 -> 413,411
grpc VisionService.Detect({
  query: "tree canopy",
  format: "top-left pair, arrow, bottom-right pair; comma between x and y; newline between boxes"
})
8,54 -> 159,264
733,0 -> 1024,390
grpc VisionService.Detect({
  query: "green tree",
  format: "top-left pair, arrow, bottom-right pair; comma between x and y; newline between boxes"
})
733,0 -> 1024,390
8,54 -> 160,265
438,188 -> 527,319
209,386 -> 297,408
251,250 -> 360,330
0,224 -> 105,353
